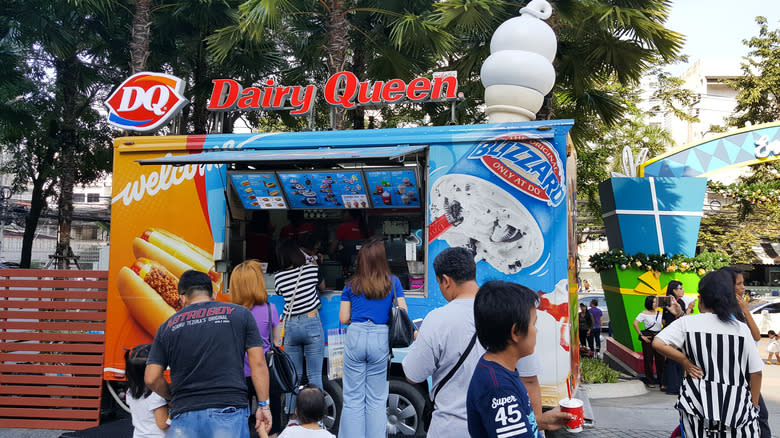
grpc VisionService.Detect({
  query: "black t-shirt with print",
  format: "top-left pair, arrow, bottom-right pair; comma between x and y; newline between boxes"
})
147,300 -> 262,417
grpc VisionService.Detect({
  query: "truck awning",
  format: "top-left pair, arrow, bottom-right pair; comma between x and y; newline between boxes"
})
137,145 -> 427,165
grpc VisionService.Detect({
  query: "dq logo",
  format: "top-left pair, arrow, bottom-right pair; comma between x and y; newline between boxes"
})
105,72 -> 188,132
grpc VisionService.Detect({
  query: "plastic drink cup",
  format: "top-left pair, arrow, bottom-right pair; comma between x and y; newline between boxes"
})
382,191 -> 392,205
401,194 -> 409,204
397,184 -> 406,194
559,398 -> 584,433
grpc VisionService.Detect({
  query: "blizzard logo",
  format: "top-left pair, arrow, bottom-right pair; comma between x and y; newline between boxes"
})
468,134 -> 565,206
105,72 -> 188,132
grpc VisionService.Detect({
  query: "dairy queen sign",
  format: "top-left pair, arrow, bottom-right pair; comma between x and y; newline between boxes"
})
106,71 -> 459,132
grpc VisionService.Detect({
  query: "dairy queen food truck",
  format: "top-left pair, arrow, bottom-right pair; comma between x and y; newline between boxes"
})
101,2 -> 581,434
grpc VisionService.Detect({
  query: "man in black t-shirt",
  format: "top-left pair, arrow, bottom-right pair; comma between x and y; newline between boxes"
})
145,270 -> 272,437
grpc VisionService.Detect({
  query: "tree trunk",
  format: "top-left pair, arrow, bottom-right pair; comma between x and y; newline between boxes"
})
326,0 -> 348,130
20,179 -> 47,268
55,56 -> 79,269
351,43 -> 366,129
129,0 -> 152,74
191,42 -> 209,134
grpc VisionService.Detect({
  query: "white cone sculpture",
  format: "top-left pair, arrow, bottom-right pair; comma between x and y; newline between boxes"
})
481,0 -> 557,122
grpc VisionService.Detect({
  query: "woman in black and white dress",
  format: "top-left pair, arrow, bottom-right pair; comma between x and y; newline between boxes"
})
274,239 -> 324,415
653,270 -> 763,437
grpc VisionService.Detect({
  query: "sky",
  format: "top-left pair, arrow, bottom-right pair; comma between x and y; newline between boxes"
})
664,0 -> 780,75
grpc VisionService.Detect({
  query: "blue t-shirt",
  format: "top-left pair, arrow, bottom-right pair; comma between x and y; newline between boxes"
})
588,306 -> 603,329
340,275 -> 404,324
467,356 -> 541,438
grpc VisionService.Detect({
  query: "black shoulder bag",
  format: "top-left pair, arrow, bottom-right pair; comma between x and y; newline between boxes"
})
264,304 -> 298,393
388,285 -> 416,348
422,332 -> 478,427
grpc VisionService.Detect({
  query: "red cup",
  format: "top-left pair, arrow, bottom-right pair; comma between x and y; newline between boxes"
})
559,398 -> 584,433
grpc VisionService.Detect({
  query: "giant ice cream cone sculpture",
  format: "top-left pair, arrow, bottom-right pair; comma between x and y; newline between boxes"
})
481,0 -> 556,123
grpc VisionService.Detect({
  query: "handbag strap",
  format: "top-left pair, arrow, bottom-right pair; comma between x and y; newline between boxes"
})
265,304 -> 274,350
280,266 -> 304,343
432,332 -> 478,404
283,266 -> 305,320
644,310 -> 661,331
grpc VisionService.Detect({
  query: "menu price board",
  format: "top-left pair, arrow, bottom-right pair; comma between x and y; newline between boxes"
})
364,168 -> 420,208
278,171 -> 369,209
230,173 -> 288,209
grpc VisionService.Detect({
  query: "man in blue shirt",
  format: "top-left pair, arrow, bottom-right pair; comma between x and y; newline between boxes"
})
467,281 -> 572,438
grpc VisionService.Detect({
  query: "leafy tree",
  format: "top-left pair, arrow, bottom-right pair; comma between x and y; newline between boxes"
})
575,81 -> 672,229
650,71 -> 699,124
699,162 -> 780,263
4,0 -> 123,267
728,16 -> 780,127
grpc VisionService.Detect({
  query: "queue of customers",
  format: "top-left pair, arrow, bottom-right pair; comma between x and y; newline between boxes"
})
126,235 -> 575,438
124,232 -> 772,438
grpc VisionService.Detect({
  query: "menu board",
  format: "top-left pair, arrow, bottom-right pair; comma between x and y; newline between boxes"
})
230,173 -> 288,210
278,171 -> 369,209
364,168 -> 421,208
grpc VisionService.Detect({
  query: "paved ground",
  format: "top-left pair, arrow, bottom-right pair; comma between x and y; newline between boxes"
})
2,338 -> 779,438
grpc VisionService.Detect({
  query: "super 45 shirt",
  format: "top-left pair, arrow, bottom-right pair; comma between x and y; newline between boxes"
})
467,357 -> 541,438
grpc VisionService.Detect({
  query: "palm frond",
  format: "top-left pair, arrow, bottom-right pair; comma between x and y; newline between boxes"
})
389,13 -> 456,57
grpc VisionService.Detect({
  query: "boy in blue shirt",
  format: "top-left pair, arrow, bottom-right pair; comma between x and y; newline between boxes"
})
467,281 -> 571,438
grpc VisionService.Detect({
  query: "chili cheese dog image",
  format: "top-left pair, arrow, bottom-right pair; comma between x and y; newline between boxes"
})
117,258 -> 181,335
131,227 -> 222,289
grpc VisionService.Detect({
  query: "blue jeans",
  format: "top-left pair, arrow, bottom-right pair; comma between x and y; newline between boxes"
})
169,406 -> 249,438
338,321 -> 389,438
284,313 -> 324,412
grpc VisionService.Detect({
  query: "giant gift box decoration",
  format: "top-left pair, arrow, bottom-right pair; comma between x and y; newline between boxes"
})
597,177 -> 707,353
599,177 -> 707,258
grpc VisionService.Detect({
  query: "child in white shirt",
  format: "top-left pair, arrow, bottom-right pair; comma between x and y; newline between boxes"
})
768,330 -> 779,365
125,344 -> 169,438
275,385 -> 334,438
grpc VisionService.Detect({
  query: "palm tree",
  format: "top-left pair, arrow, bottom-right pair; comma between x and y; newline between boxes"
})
207,0 -> 455,130
433,0 -> 683,136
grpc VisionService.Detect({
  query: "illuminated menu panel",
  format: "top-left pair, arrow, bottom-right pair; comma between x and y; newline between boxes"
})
230,173 -> 288,209
278,171 -> 369,209
364,168 -> 420,208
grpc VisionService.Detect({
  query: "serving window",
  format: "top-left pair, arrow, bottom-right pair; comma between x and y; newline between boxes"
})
221,151 -> 428,298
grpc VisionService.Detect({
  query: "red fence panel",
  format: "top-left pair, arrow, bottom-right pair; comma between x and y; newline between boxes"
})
0,269 -> 108,430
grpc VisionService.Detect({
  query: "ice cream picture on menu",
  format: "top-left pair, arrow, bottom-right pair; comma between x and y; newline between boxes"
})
364,168 -> 420,208
278,171 -> 368,209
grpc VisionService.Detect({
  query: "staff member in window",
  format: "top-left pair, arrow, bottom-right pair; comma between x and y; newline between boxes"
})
329,210 -> 369,275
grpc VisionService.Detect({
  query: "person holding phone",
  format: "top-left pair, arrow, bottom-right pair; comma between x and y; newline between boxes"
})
633,296 -> 664,388
661,282 -> 685,394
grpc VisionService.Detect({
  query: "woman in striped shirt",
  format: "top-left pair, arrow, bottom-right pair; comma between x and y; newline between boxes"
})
653,270 -> 763,437
274,239 -> 324,416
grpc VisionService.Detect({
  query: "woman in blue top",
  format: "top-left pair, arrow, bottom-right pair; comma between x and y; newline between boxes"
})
338,238 -> 407,438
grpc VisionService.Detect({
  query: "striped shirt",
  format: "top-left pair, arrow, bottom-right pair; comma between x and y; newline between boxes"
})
656,313 -> 763,429
274,264 -> 320,317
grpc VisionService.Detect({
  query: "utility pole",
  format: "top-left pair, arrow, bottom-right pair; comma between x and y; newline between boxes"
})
0,185 -> 12,259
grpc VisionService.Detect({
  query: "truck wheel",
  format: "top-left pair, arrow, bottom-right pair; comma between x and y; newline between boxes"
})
103,380 -> 130,418
387,379 -> 425,436
322,378 -> 342,434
